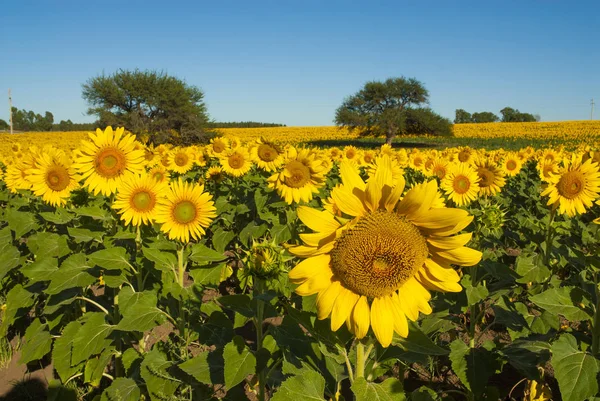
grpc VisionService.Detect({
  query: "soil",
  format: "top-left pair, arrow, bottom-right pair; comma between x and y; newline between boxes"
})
0,349 -> 53,401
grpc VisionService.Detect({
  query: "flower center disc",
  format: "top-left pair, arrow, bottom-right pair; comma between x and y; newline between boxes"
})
453,175 -> 471,194
458,151 -> 471,163
228,153 -> 245,169
257,144 -> 278,162
95,147 -> 126,178
131,190 -> 155,211
433,166 -> 447,179
506,160 -> 517,171
284,160 -> 310,188
45,165 -> 70,191
557,171 -> 584,199
175,153 -> 188,166
173,200 -> 197,224
213,142 -> 225,153
478,168 -> 495,187
330,211 -> 429,298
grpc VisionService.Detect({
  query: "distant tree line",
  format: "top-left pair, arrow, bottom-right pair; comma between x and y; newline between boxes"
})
205,121 -> 286,128
455,107 -> 540,124
0,107 -> 98,132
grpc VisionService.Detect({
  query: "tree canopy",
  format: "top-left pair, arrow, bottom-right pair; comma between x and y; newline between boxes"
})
82,69 -> 210,144
455,107 -> 538,123
335,77 -> 439,144
10,107 -> 54,131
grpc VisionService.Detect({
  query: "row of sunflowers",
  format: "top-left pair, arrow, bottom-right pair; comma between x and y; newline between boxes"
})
0,127 -> 599,400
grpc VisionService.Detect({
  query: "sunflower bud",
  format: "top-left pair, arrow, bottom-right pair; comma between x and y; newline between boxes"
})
478,200 -> 506,237
245,239 -> 286,279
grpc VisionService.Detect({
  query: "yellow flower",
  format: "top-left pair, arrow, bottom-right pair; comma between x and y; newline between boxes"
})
168,147 -> 195,174
250,138 -> 284,172
207,137 -> 229,157
73,127 -> 145,196
154,179 -> 217,243
205,166 -> 226,183
27,148 -> 79,207
427,157 -> 450,180
288,157 -> 481,347
541,156 -> 600,217
441,163 -> 480,207
220,147 -> 253,177
500,152 -> 523,177
113,174 -> 168,226
475,158 -> 506,197
148,165 -> 171,184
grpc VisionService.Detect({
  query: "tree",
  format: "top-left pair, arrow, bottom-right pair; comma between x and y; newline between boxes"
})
0,119 -> 8,130
82,69 -> 210,144
500,107 -> 537,123
335,77 -> 430,145
405,108 -> 453,137
471,111 -> 499,123
11,108 -> 54,131
454,109 -> 472,124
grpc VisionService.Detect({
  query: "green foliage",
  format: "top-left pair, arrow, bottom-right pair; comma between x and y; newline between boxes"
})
454,108 -> 472,124
500,106 -> 537,122
10,107 -> 54,131
82,68 -> 211,144
0,119 -> 8,130
404,107 -> 453,137
206,121 -> 286,128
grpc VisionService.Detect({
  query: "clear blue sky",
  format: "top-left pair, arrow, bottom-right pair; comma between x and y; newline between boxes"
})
1,0 -> 598,126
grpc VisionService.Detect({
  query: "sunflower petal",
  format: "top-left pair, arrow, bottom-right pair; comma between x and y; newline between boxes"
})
350,296 -> 370,339
427,233 -> 473,250
389,294 -> 409,337
297,206 -> 340,233
340,161 -> 366,191
370,296 -> 394,347
316,281 -> 343,320
330,286 -> 360,331
289,254 -> 331,283
434,247 -> 482,267
396,180 -> 438,218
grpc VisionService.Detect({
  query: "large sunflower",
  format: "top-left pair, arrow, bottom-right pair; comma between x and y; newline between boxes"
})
288,157 -> 481,347
475,158 -> 506,197
500,152 -> 523,177
27,149 -> 79,207
541,156 -> 600,217
73,127 -> 145,196
220,147 -> 253,177
267,147 -> 326,204
113,174 -> 168,226
441,163 -> 480,207
154,179 -> 217,242
168,147 -> 195,174
250,138 -> 284,172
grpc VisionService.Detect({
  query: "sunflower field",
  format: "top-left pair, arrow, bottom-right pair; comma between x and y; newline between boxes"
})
0,126 -> 600,401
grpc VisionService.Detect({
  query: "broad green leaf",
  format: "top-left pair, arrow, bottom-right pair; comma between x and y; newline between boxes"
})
26,232 -> 70,259
189,243 -> 226,263
89,247 -> 132,271
142,247 -> 177,271
189,262 -> 229,286
53,321 -> 84,382
121,348 -> 142,376
0,244 -> 20,281
67,227 -> 104,243
351,377 -> 405,401
46,253 -> 96,295
530,286 -> 593,321
448,339 -> 502,397
0,284 -> 35,335
551,334 -> 599,401
100,377 -> 140,401
502,340 -> 551,379
39,208 -> 74,225
212,229 -> 235,253
218,294 -> 255,318
72,312 -> 115,365
178,350 -> 225,385
223,335 -> 256,389
271,368 -> 326,401
515,254 -> 550,284
21,257 -> 58,283
75,205 -> 112,221
116,297 -> 167,332
140,349 -> 180,401
6,209 -> 39,238
84,347 -> 115,387
46,380 -> 78,401
20,319 -> 52,364
393,322 -> 448,355
196,311 -> 234,347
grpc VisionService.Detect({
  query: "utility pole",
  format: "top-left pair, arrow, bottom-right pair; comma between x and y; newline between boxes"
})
8,89 -> 13,134
592,98 -> 595,120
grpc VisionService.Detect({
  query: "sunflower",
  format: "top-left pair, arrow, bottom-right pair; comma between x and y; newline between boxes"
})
409,152 -> 425,171
288,157 -> 481,347
455,146 -> 474,164
154,179 -> 217,243
343,146 -> 361,164
441,163 -> 480,207
206,166 -> 226,183
195,150 -> 208,167
148,165 -> 171,184
427,157 -> 450,180
143,145 -> 160,167
220,147 -> 253,177
207,137 -> 229,158
4,158 -> 33,193
366,156 -> 404,185
541,156 -> 600,217
73,127 -> 145,196
250,138 -> 284,172
267,147 -> 326,204
27,149 -> 79,207
112,174 -> 168,226
501,152 -> 523,177
361,150 -> 377,166
475,158 -> 506,197
168,147 -> 195,174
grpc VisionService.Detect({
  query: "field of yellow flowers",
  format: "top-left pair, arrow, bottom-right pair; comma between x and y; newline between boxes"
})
0,125 -> 599,401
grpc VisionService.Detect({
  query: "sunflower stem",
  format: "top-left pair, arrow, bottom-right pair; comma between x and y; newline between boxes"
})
254,278 -> 266,401
356,341 -> 366,379
135,226 -> 143,291
177,244 -> 188,359
592,273 -> 600,357
469,266 -> 478,349
543,206 -> 556,269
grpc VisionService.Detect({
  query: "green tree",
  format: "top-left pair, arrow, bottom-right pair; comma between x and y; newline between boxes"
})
0,119 -> 8,130
500,107 -> 537,123
11,108 -> 54,131
454,109 -> 472,124
82,69 -> 210,144
471,111 -> 499,123
405,108 -> 453,137
335,77 -> 430,145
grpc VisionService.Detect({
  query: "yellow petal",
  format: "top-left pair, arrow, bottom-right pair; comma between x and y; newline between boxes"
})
316,281 -> 343,320
384,178 -> 406,212
416,269 -> 463,292
297,206 -> 340,233
299,231 -> 336,247
289,254 -> 331,283
370,296 -> 394,347
350,296 -> 370,339
424,259 -> 461,283
396,180 -> 438,219
331,185 -> 366,217
427,233 -> 473,250
340,161 -> 366,191
294,268 -> 334,296
330,286 -> 360,331
434,247 -> 482,267
410,208 -> 471,230
430,215 -> 474,237
389,294 -> 409,337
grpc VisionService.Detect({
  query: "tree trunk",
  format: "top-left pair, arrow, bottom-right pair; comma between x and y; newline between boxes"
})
386,129 -> 395,146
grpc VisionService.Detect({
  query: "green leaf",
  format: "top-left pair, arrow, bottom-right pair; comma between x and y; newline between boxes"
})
0,284 -> 35,335
0,244 -> 21,282
530,286 -> 593,321
448,339 -> 502,397
21,257 -> 59,283
6,209 -> 39,238
89,247 -> 132,271
39,208 -> 74,225
410,387 -> 438,401
27,232 -> 71,259
72,312 -> 115,365
223,335 -> 256,389
178,350 -> 225,385
142,247 -> 177,271
502,340 -> 551,379
53,321 -> 84,382
116,296 -> 167,332
212,228 -> 235,253
100,377 -> 140,401
121,348 -> 142,376
351,377 -> 405,401
85,347 -> 115,387
46,253 -> 96,295
393,322 -> 448,355
271,368 -> 327,401
189,262 -> 229,286
75,205 -> 112,221
140,349 -> 180,401
515,254 -> 550,284
218,294 -> 255,318
67,227 -> 104,243
20,319 -> 52,364
189,243 -> 226,263
551,334 -> 600,401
